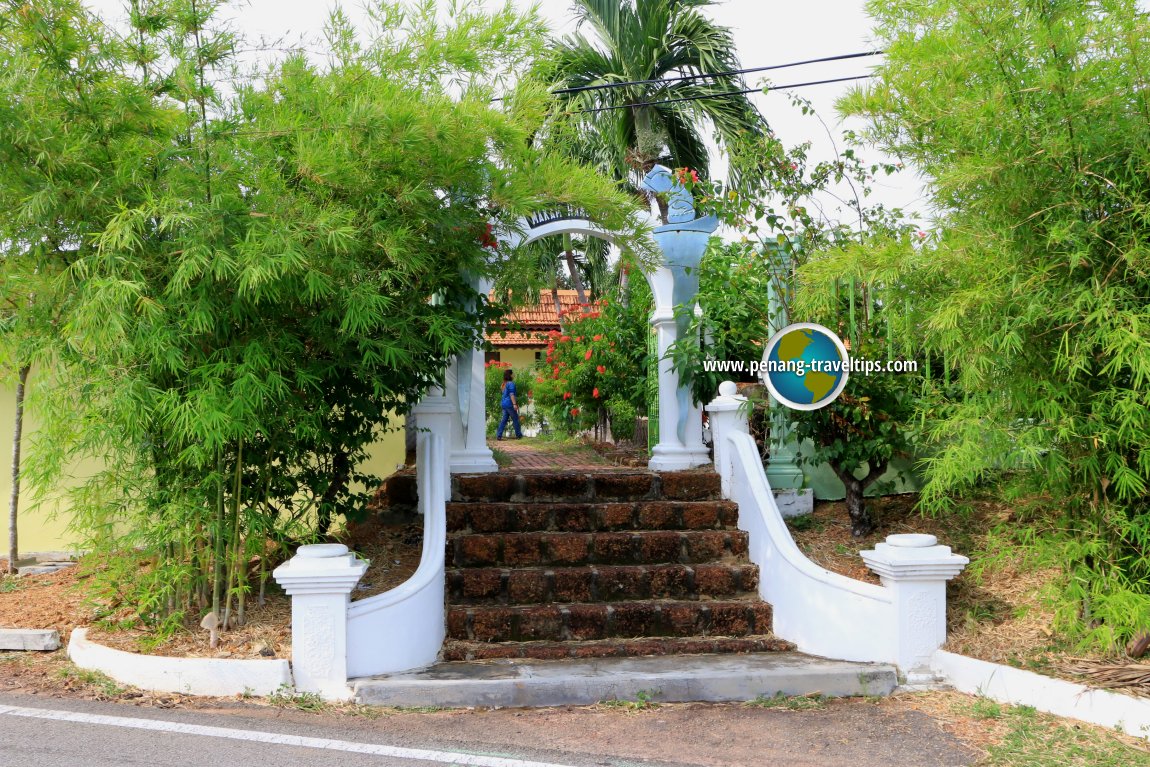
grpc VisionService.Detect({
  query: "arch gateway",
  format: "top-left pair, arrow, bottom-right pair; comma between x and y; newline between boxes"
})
437,165 -> 716,474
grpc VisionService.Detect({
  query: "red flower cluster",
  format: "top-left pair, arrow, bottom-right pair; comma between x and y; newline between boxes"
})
675,167 -> 700,185
478,222 -> 499,250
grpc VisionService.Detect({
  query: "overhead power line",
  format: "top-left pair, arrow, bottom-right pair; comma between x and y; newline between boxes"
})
572,74 -> 875,115
551,50 -> 884,98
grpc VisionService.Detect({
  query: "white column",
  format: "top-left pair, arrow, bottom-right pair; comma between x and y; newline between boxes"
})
647,266 -> 709,472
705,381 -> 748,497
682,304 -> 708,455
413,388 -> 454,490
449,276 -> 497,474
861,534 -> 969,681
272,543 -> 367,700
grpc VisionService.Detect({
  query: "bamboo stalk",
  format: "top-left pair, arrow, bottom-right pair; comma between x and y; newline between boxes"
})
223,438 -> 243,630
7,364 -> 29,575
211,450 -> 225,619
848,277 -> 857,349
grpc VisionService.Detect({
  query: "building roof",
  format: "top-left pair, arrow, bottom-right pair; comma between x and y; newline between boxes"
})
486,290 -> 581,348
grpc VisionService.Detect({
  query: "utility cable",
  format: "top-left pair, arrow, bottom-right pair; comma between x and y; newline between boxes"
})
550,50 -> 884,97
571,74 -> 874,115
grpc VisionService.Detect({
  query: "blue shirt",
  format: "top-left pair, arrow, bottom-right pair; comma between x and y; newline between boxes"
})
501,381 -> 517,408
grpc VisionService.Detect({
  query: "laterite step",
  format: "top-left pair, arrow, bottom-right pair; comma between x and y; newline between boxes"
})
441,634 -> 794,661
447,599 -> 773,643
446,500 -> 739,534
447,563 -> 760,604
451,471 -> 722,503
447,529 -> 749,568
434,466 -> 787,664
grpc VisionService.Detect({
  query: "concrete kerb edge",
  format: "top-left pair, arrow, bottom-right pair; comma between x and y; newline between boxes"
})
0,627 -> 61,651
932,649 -> 1150,739
67,628 -> 293,698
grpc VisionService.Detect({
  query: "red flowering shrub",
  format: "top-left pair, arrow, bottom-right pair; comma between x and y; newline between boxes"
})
530,298 -> 645,437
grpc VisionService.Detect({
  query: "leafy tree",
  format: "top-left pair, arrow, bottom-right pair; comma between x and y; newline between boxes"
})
789,316 -> 921,537
839,0 -> 1150,647
541,0 -> 767,197
0,0 -> 639,634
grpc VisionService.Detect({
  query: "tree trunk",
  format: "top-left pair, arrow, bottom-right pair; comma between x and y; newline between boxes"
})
833,458 -> 889,538
317,447 -> 351,538
564,250 -> 588,307
551,285 -> 564,327
843,477 -> 874,538
7,364 -> 29,575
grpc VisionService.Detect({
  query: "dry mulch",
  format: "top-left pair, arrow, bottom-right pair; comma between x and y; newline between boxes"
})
0,522 -> 421,662
0,558 -> 97,640
1055,658 -> 1150,698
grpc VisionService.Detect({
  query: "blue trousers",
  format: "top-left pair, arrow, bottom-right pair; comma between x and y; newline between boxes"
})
497,406 -> 522,438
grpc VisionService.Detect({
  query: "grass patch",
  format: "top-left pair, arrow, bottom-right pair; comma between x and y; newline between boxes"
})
490,447 -> 512,468
972,699 -> 1150,766
595,689 -> 660,712
268,684 -> 329,712
786,514 -> 826,534
745,692 -> 826,711
55,663 -> 126,697
522,437 -> 592,454
0,576 -> 25,593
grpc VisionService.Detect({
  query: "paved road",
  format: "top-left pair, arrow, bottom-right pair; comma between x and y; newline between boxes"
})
0,693 -> 976,767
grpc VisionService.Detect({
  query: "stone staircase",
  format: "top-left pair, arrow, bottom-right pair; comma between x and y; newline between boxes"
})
442,470 -> 793,661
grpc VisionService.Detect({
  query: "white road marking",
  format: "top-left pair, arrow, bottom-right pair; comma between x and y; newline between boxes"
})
0,704 -> 579,767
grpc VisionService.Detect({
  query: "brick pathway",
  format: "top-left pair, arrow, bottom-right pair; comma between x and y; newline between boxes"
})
488,438 -> 622,472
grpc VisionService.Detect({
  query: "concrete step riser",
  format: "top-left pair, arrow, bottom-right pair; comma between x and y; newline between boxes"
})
353,654 -> 900,708
452,472 -> 722,504
448,564 -> 760,605
447,530 -> 749,568
448,600 -> 773,643
446,501 -> 739,534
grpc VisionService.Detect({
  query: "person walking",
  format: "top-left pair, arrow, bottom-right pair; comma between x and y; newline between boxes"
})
496,369 -> 523,440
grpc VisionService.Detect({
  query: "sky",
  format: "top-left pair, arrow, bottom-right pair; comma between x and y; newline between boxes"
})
82,0 -> 923,223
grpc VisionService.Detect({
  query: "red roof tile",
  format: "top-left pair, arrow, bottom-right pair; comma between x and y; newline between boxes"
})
485,290 -> 582,348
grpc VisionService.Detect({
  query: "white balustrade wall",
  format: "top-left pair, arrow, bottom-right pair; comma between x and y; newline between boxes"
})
275,396 -> 453,700
345,432 -> 447,679
706,381 -> 967,679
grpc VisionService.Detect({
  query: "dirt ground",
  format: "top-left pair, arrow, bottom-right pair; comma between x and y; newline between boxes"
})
4,650 -> 1150,767
0,522 -> 420,660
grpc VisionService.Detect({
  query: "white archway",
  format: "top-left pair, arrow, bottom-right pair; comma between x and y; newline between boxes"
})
451,209 -> 710,472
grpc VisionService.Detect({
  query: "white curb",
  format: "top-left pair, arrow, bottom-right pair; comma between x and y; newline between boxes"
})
67,628 -> 292,697
934,649 -> 1150,738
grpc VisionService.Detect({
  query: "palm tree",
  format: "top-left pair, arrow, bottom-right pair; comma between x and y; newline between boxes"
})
543,0 -> 767,197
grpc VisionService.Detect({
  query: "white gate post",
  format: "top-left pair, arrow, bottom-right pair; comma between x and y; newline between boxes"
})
861,534 -> 969,681
272,543 -> 367,700
449,276 -> 498,474
705,381 -> 748,496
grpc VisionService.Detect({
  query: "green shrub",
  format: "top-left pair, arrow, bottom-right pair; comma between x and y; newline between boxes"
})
607,399 -> 637,442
